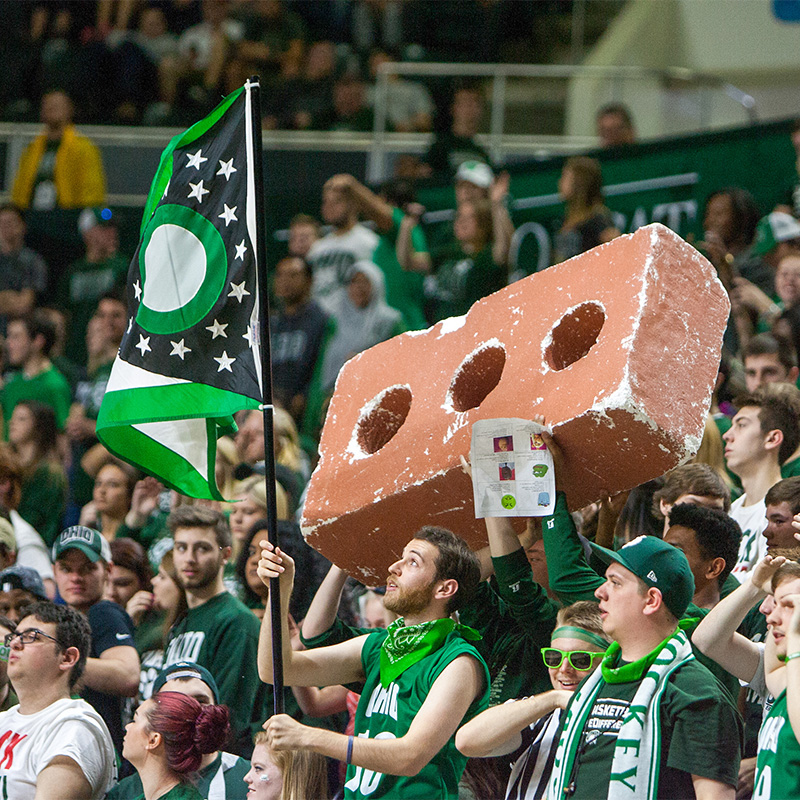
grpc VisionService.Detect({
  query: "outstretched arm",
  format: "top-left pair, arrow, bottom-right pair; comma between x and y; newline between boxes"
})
691,555 -> 783,683
257,541 -> 366,687
265,652 -> 485,777
456,689 -> 569,758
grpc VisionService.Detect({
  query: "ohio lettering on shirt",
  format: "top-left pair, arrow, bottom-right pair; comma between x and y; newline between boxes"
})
344,680 -> 400,796
165,631 -> 205,664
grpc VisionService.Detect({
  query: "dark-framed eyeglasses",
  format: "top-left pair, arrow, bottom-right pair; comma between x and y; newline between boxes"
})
541,647 -> 604,671
4,628 -> 62,649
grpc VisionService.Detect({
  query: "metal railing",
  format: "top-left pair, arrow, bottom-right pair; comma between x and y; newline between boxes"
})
368,62 -> 758,182
0,63 -> 756,206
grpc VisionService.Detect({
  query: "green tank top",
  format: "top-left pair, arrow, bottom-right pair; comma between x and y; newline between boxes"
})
344,628 -> 489,799
754,689 -> 800,799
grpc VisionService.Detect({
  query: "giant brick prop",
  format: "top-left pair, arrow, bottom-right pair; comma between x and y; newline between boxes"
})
301,223 -> 730,584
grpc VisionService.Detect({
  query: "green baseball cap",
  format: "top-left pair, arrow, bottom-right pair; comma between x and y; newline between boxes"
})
752,212 -> 800,256
590,535 -> 695,619
52,526 -> 112,564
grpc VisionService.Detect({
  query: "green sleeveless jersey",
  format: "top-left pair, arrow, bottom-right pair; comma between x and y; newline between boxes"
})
344,628 -> 489,799
754,689 -> 800,799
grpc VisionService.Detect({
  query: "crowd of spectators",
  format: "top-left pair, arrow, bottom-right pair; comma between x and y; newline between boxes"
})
6,5 -> 800,798
2,0 -> 559,134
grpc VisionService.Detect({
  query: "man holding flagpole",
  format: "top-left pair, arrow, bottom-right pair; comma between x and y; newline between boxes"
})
256,528 -> 489,800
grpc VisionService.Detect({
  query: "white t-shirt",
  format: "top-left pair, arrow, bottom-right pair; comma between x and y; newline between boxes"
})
10,510 -> 54,582
730,494 -> 768,583
0,697 -> 116,799
307,224 -> 379,303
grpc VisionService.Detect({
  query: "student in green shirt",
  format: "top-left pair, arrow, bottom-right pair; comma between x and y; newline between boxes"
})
257,526 -> 489,799
1,312 -> 71,437
548,535 -> 740,799
163,506 -> 263,758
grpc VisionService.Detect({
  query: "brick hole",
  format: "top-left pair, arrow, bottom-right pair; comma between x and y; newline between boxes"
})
356,386 -> 413,455
449,344 -> 506,412
545,302 -> 605,371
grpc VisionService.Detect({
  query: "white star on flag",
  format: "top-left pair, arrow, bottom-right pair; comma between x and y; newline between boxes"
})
134,280 -> 142,300
188,180 -> 209,203
170,339 -> 191,360
228,281 -> 251,303
162,179 -> 170,198
235,240 -> 247,261
127,317 -> 133,333
205,319 -> 228,339
242,321 -> 258,348
186,150 -> 208,170
217,158 -> 237,181
214,351 -> 236,373
218,204 -> 238,226
135,335 -> 151,356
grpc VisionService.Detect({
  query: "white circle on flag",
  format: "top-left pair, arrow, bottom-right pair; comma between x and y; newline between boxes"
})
142,224 -> 207,312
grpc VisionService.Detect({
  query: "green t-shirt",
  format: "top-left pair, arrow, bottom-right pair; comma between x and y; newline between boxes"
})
371,208 -> 428,332
164,592 -> 263,756
459,548 -> 558,705
344,628 -> 489,799
1,364 -> 72,435
567,659 -> 741,799
431,242 -> 505,322
108,751 -> 249,800
754,688 -> 800,799
131,782 -> 205,800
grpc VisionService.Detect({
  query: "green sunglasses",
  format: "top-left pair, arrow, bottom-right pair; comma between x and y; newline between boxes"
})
541,647 -> 604,671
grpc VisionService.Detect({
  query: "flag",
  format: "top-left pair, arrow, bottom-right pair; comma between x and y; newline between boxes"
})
97,83 -> 263,500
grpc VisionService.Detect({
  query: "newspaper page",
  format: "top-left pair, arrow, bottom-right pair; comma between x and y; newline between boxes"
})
470,418 -> 556,517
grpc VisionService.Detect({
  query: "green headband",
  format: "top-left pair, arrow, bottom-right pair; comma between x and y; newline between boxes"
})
551,626 -> 609,650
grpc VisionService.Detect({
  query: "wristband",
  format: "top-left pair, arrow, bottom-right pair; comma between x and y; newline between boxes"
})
346,734 -> 354,765
786,652 -> 800,662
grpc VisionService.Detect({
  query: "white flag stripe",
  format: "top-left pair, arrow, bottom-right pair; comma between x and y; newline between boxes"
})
106,355 -> 191,395
132,419 -> 210,479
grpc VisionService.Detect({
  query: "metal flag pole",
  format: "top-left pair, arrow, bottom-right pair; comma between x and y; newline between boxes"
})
248,75 -> 284,715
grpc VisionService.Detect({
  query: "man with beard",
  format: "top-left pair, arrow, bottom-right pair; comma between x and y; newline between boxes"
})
257,526 -> 489,799
162,506 -> 262,757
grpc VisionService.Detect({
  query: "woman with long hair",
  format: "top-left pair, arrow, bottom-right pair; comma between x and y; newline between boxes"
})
429,199 -> 507,322
8,399 -> 67,547
244,730 -> 328,800
555,156 -> 619,262
123,691 -> 230,800
126,547 -> 188,702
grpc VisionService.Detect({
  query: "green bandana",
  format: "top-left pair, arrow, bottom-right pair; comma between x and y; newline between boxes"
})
379,617 -> 480,688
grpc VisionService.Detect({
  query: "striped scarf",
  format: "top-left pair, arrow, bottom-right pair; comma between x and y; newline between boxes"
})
546,629 -> 694,800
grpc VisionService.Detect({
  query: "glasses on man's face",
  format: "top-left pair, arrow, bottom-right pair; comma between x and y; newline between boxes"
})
541,647 -> 605,672
4,628 -> 62,649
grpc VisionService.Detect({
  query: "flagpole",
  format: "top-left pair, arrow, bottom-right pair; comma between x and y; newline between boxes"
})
248,75 -> 285,716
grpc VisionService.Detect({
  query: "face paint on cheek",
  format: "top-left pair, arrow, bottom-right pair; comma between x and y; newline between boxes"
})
260,774 -> 271,782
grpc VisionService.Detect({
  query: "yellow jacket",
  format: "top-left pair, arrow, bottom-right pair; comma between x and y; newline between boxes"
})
12,124 -> 106,209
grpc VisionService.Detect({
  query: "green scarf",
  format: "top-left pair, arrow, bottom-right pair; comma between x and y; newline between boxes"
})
547,628 -> 694,800
379,617 -> 480,688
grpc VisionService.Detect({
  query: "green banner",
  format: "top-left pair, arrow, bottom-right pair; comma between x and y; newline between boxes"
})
416,118 -> 797,275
